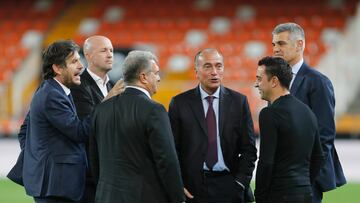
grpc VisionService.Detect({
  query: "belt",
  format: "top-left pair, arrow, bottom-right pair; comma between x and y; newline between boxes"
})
202,170 -> 230,177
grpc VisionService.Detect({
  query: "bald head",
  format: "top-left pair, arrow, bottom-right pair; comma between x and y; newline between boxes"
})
194,48 -> 223,70
83,35 -> 112,55
83,35 -> 114,76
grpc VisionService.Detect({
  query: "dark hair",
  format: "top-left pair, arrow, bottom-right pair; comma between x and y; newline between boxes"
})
42,40 -> 80,80
123,50 -> 158,85
258,56 -> 292,89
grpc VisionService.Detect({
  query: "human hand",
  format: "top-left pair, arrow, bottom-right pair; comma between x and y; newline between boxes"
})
103,79 -> 125,101
184,187 -> 194,199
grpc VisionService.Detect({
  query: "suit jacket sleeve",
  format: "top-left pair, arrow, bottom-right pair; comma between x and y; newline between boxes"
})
18,112 -> 30,150
309,76 -> 335,159
89,110 -> 100,185
45,90 -> 90,143
147,104 -> 185,203
71,85 -> 95,120
310,129 -> 325,183
235,96 -> 257,187
255,108 -> 277,203
7,111 -> 30,186
168,98 -> 181,156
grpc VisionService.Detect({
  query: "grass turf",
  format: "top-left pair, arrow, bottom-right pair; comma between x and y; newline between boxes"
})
0,179 -> 359,203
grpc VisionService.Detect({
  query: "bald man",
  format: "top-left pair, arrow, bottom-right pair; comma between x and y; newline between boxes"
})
71,35 -> 124,203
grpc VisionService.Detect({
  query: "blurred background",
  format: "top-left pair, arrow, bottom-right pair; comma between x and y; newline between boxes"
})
1,0 -> 360,136
0,0 -> 360,202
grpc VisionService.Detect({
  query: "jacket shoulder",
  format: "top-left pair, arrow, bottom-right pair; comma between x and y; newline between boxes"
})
303,64 -> 332,83
173,88 -> 196,98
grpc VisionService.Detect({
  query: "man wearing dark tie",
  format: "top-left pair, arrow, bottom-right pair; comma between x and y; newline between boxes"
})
254,56 -> 325,203
89,50 -> 185,203
70,35 -> 124,203
168,48 -> 257,203
22,40 -> 90,203
272,22 -> 346,203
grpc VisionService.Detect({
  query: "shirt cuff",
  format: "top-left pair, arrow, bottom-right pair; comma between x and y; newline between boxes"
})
235,180 -> 245,189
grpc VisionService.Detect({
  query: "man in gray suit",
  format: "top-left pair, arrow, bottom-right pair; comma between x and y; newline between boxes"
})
90,50 -> 185,203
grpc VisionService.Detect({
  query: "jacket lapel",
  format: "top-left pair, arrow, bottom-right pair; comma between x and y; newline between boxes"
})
218,86 -> 231,139
189,87 -> 207,136
83,70 -> 106,99
48,79 -> 76,113
290,63 -> 307,95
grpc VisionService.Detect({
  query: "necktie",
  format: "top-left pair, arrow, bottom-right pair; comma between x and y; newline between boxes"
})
205,96 -> 218,169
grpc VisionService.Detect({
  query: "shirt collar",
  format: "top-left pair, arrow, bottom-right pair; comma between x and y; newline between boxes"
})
126,86 -> 151,99
291,58 -> 304,75
87,68 -> 109,86
53,78 -> 71,96
199,85 -> 220,100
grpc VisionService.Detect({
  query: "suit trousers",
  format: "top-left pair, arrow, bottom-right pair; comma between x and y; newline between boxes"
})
188,171 -> 244,203
80,179 -> 96,203
34,197 -> 80,203
267,193 -> 312,203
312,184 -> 323,203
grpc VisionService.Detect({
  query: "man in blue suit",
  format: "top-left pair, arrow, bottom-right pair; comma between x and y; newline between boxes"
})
22,40 -> 90,203
272,22 -> 346,203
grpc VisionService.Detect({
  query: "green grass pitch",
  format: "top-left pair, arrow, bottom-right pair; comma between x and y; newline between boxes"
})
0,179 -> 359,203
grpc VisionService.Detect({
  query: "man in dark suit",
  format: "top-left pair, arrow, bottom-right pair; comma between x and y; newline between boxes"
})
168,48 -> 257,203
70,35 -> 124,203
22,40 -> 90,203
272,22 -> 346,203
254,56 -> 325,203
89,50 -> 185,203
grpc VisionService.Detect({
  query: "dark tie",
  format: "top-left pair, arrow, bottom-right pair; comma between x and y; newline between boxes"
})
205,96 -> 218,169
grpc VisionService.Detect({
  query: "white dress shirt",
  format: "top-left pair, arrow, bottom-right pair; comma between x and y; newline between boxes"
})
290,58 -> 304,89
53,78 -> 71,96
87,68 -> 110,97
199,85 -> 229,172
126,86 -> 151,99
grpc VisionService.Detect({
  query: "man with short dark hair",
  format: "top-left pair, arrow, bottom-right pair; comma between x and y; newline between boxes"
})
23,40 -> 90,203
254,56 -> 325,203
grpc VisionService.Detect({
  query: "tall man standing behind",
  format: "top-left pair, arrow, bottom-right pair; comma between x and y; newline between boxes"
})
254,56 -> 325,203
71,35 -> 124,203
90,50 -> 185,203
272,22 -> 346,202
23,40 -> 90,203
168,48 -> 257,203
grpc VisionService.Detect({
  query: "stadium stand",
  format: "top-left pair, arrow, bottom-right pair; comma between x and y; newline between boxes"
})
0,0 -> 359,136
0,0 -> 67,135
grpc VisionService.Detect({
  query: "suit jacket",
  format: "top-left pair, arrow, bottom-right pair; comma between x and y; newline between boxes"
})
22,79 -> 90,201
168,85 -> 257,202
291,63 -> 346,192
89,88 -> 185,203
255,95 -> 325,203
71,69 -> 113,120
7,112 -> 29,186
70,69 -> 113,189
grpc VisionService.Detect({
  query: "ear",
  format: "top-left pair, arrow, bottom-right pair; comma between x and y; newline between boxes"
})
194,67 -> 199,79
139,72 -> 148,84
271,76 -> 279,88
296,40 -> 304,52
52,64 -> 62,76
